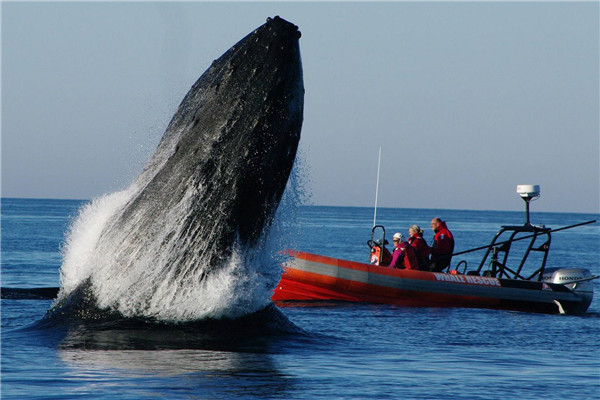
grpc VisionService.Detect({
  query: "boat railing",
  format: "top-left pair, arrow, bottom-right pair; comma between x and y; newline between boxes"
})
448,220 -> 596,281
475,224 -> 551,281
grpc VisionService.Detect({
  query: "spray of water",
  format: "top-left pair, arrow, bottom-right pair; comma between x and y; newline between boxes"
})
57,151 -> 307,323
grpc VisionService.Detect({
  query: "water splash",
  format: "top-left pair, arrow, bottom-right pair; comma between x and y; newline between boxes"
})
56,155 -> 307,323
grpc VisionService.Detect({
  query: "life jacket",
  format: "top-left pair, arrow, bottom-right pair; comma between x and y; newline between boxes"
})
370,244 -> 392,266
402,242 -> 419,270
431,221 -> 455,269
408,235 -> 430,269
431,221 -> 454,256
391,242 -> 419,270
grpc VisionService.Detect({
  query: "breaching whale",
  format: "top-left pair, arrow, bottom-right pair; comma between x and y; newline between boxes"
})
51,16 -> 304,322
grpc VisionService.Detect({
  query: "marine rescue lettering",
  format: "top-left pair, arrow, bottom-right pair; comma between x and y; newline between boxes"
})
433,273 -> 501,287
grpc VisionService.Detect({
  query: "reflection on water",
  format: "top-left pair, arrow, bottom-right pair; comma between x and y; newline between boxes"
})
59,348 -> 278,376
58,347 -> 297,398
41,303 -> 305,351
4,304 -> 320,399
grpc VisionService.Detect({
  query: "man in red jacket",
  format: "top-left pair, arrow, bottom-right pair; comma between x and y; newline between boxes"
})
429,218 -> 455,272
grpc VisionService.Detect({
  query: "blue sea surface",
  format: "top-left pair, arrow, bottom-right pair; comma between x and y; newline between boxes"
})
2,198 -> 599,399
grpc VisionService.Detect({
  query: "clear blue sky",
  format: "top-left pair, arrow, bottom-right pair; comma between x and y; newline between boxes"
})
2,2 -> 598,213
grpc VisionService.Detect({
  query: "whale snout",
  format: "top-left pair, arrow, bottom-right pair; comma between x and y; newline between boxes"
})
266,15 -> 301,38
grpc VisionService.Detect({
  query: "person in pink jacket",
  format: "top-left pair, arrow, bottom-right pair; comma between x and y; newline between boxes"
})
390,233 -> 419,270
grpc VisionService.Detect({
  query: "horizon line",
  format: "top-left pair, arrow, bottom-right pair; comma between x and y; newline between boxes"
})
1,196 -> 598,216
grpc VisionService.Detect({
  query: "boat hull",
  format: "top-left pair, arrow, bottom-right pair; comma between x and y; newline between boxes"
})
272,251 -> 591,314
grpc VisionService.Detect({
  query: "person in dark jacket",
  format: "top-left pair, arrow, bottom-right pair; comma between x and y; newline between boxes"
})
390,233 -> 419,270
408,224 -> 430,270
429,218 -> 455,272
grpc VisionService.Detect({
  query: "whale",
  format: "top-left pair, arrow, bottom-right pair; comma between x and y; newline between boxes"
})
49,16 -> 304,322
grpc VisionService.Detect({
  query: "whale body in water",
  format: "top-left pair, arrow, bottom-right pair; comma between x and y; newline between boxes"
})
51,16 -> 304,323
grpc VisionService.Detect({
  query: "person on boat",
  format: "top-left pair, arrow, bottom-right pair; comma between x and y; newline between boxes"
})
390,232 -> 419,270
408,225 -> 430,270
429,218 -> 455,272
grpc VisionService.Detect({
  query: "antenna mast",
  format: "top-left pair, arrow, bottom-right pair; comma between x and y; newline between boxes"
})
373,147 -> 382,227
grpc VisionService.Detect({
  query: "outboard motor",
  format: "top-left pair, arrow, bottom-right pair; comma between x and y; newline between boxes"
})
543,268 -> 595,313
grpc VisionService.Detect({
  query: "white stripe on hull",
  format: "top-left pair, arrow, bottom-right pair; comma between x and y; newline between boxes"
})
286,258 -> 582,305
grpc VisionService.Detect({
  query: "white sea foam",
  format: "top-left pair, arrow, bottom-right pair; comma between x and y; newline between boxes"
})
59,188 -> 135,297
57,155 -> 305,322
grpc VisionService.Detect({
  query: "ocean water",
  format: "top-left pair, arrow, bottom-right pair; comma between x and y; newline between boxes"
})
1,198 -> 599,399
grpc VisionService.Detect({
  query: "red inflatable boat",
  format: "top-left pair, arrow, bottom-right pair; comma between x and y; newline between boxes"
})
272,249 -> 595,314
273,187 -> 597,314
